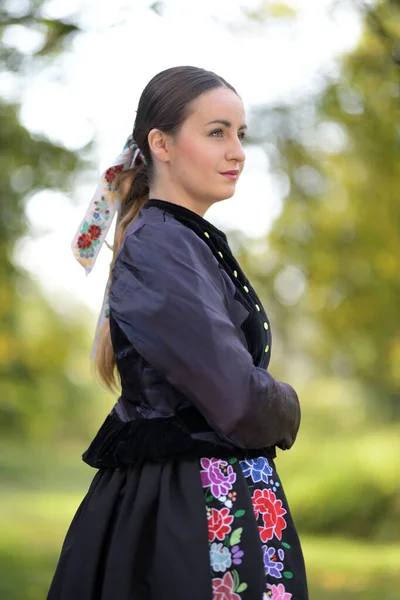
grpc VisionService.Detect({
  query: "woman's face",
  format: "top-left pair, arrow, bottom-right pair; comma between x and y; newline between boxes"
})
156,86 -> 247,211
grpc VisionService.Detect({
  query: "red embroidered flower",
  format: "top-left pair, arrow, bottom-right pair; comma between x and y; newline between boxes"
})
77,233 -> 92,249
104,164 -> 124,183
88,224 -> 102,240
212,572 -> 241,600
208,507 -> 234,542
252,489 -> 287,542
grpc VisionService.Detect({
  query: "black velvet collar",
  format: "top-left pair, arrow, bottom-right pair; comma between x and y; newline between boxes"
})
143,198 -> 228,243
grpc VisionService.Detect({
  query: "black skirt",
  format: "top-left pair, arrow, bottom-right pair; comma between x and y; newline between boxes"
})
47,456 -> 308,599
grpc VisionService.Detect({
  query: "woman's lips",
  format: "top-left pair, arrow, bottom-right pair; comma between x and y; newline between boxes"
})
220,172 -> 238,180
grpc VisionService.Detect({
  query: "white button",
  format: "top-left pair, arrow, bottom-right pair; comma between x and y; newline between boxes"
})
264,344 -> 270,353
218,251 -> 223,258
204,231 -> 210,238
233,270 -> 238,277
243,285 -> 249,293
255,304 -> 260,312
264,322 -> 269,330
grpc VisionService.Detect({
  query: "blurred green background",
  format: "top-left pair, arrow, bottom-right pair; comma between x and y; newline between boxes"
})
1,1 -> 399,599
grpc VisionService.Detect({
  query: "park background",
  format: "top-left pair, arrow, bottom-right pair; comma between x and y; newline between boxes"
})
1,0 -> 399,598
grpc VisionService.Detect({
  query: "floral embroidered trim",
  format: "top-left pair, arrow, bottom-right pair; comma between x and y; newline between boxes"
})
202,456 -> 295,599
241,458 -> 294,597
201,457 -> 248,598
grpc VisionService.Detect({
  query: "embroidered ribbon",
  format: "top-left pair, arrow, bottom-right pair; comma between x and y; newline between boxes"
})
71,134 -> 146,358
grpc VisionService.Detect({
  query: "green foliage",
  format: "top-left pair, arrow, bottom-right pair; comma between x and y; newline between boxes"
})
0,2 -> 79,70
0,1 -> 113,441
277,378 -> 400,541
0,276 -> 114,440
0,102 -> 83,258
244,0 -> 400,413
244,1 -> 297,22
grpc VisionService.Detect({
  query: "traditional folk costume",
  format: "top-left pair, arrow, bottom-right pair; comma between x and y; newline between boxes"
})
47,137 -> 309,600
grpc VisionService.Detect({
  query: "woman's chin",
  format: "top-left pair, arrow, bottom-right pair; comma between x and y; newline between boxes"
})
220,188 -> 236,201
214,183 -> 237,201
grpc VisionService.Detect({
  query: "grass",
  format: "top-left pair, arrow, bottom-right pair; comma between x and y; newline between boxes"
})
302,536 -> 400,599
1,487 -> 399,600
1,422 -> 399,600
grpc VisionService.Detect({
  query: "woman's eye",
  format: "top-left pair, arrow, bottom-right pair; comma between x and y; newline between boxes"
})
210,129 -> 247,141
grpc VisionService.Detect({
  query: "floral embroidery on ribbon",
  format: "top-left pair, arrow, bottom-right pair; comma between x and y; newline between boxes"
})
210,542 -> 232,572
75,164 -> 124,261
251,488 -> 287,541
208,507 -> 234,542
203,456 -> 296,598
241,458 -> 295,585
240,457 -> 273,484
200,458 -> 236,498
212,572 -> 242,600
70,134 -> 145,359
202,457 -> 248,598
262,546 -> 285,579
265,583 -> 293,599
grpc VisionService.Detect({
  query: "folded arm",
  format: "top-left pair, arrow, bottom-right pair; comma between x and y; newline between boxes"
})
109,221 -> 300,450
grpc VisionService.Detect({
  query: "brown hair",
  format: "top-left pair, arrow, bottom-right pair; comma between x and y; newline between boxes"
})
94,65 -> 238,392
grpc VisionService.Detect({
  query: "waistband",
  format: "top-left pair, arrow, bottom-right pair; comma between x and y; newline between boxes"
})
82,408 -> 276,468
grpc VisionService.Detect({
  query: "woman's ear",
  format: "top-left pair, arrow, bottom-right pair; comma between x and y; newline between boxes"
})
148,129 -> 172,164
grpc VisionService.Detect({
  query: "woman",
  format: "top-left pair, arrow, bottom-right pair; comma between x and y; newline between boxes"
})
48,66 -> 309,600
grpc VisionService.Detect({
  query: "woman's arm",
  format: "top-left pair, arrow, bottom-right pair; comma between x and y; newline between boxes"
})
109,220 -> 300,450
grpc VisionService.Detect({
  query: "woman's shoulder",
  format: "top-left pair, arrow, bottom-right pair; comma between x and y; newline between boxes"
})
118,209 -> 218,273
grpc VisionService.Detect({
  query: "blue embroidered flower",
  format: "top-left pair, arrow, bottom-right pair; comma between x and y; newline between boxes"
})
210,542 -> 232,572
239,457 -> 272,483
79,248 -> 95,259
262,545 -> 284,579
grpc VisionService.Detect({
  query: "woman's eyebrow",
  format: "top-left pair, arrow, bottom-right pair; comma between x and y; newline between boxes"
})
206,119 -> 247,129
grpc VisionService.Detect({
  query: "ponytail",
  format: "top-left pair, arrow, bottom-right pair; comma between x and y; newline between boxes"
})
92,166 -> 149,392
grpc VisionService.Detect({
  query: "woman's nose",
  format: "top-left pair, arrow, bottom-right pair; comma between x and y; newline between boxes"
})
227,137 -> 246,163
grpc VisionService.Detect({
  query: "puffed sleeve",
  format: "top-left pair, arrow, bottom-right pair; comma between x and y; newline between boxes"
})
109,221 -> 300,450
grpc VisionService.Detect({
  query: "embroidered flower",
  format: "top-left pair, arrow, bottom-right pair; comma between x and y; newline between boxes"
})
208,507 -> 234,542
266,583 -> 292,599
77,233 -> 93,250
104,164 -> 124,183
210,542 -> 232,572
88,224 -> 102,240
231,545 -> 244,565
269,479 -> 281,493
252,489 -> 287,541
200,458 -> 236,499
240,457 -> 272,484
262,545 -> 285,579
212,572 -> 241,600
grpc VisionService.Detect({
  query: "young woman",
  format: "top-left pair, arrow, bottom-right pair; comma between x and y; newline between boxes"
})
48,66 -> 309,600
